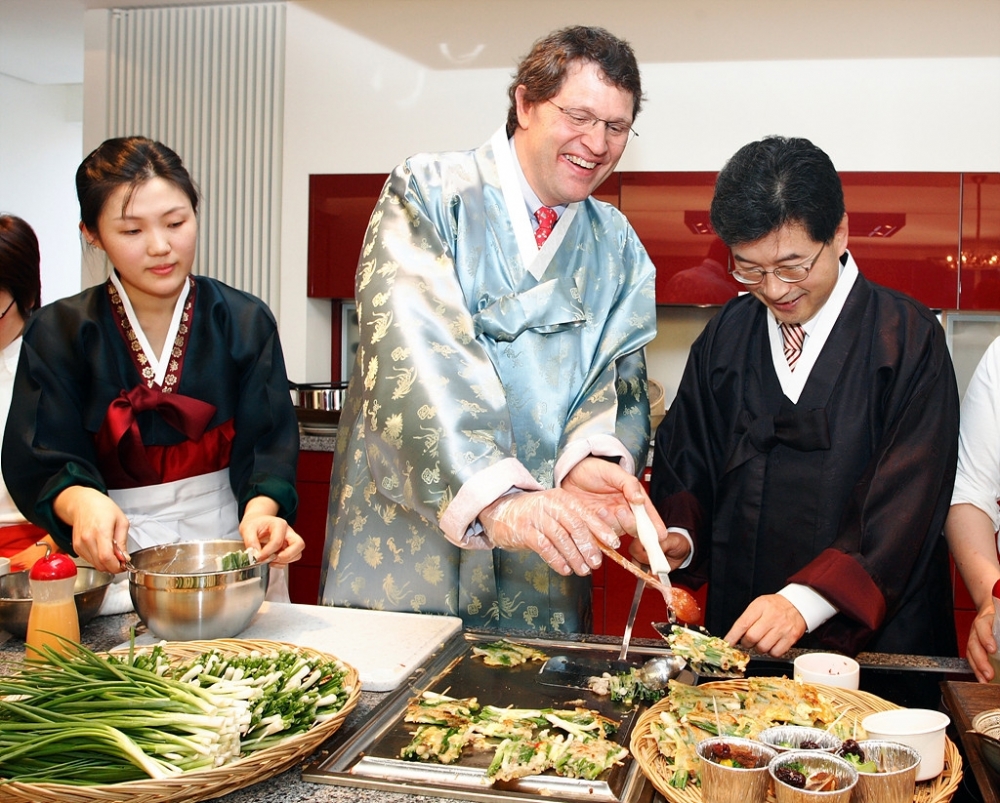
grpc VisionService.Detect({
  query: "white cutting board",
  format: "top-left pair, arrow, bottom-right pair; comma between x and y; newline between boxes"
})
122,602 -> 462,691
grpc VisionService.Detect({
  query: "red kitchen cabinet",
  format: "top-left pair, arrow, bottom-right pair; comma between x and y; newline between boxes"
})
618,171 -> 965,309
619,172 -> 730,306
308,174 -> 387,299
593,173 -> 621,208
309,170 -> 996,309
287,449 -> 334,604
840,173 -> 960,310
959,173 -> 1000,310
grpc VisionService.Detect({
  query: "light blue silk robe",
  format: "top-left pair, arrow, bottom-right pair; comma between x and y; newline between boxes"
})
319,129 -> 657,633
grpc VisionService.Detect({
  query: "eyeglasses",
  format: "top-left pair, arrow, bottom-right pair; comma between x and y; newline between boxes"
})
546,100 -> 637,144
0,298 -> 14,319
728,241 -> 827,285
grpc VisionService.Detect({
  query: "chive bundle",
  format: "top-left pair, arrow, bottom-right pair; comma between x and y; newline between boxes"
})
0,639 -> 354,784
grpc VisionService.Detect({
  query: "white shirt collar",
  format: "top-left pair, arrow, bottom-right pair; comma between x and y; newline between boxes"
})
509,135 -> 567,223
0,335 -> 20,376
491,127 -> 577,280
769,250 -> 859,403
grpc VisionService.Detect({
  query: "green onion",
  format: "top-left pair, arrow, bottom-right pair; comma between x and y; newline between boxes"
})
0,637 -> 354,784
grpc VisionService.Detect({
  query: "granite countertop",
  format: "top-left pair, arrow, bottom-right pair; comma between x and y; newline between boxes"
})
299,431 -> 336,452
0,613 -> 976,803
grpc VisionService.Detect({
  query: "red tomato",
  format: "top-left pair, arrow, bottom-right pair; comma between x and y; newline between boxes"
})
29,552 -> 78,581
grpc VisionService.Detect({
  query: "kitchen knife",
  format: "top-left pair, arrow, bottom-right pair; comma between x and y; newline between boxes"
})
631,502 -> 672,606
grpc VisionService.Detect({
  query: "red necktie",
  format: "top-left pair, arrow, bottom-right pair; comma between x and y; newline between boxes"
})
534,207 -> 557,248
780,322 -> 806,371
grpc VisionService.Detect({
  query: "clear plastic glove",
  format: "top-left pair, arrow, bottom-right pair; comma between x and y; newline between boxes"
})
478,489 -> 620,576
562,457 -> 647,537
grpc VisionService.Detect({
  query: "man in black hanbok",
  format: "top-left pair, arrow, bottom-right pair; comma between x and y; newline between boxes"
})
646,136 -> 959,657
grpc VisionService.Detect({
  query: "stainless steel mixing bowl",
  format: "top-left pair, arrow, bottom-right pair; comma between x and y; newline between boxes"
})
128,540 -> 270,641
0,566 -> 113,638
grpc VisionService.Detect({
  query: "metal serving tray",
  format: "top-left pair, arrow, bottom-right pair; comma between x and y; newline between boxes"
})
303,630 -> 677,803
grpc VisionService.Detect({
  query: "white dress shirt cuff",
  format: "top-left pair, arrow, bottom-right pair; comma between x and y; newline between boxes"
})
665,527 -> 695,570
777,583 -> 839,632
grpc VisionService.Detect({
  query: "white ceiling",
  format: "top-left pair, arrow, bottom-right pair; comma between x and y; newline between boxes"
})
2,0 -> 999,86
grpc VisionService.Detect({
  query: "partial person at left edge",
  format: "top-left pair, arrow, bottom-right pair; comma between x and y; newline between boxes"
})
0,214 -> 60,570
1,137 -> 304,604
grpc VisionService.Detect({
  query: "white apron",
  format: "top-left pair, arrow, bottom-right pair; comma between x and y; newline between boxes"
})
101,468 -> 289,611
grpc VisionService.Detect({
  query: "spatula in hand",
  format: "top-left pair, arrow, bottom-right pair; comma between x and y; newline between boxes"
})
631,503 -> 672,606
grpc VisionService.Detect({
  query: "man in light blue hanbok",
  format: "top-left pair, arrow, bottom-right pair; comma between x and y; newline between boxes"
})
320,26 -> 684,632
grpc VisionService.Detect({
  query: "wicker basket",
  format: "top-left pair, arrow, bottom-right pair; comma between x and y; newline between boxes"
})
630,679 -> 962,803
0,638 -> 361,803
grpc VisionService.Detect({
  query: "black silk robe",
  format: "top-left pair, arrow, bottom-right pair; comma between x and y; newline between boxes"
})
1,276 -> 299,552
651,272 -> 959,656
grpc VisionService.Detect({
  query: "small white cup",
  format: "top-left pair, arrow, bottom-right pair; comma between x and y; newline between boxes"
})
793,652 -> 861,690
0,556 -> 10,577
861,708 -> 950,781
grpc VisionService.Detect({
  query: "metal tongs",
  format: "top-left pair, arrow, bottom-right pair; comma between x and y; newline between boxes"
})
113,543 -> 138,573
618,503 -> 675,662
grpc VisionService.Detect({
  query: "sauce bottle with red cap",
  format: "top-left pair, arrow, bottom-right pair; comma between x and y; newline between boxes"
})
25,548 -> 80,658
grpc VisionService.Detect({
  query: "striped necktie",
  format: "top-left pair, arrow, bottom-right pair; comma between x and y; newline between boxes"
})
534,206 -> 557,248
780,322 -> 806,371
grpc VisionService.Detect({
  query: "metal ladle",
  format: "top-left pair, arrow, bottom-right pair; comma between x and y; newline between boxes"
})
636,655 -> 687,690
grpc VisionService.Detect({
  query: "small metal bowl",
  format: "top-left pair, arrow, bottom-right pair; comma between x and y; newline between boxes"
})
971,708 -> 1000,775
128,540 -> 269,641
0,567 -> 113,638
768,750 -> 859,803
851,740 -> 920,803
697,736 -> 777,803
757,725 -> 842,754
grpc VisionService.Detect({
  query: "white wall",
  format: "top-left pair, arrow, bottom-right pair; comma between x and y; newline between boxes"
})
0,74 -> 83,304
278,0 -> 1000,384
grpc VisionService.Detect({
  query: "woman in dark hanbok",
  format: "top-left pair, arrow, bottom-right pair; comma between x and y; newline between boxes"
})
2,137 -> 304,592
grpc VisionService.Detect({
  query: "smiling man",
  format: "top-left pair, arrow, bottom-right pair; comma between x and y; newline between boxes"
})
647,136 -> 960,658
319,26 -> 667,633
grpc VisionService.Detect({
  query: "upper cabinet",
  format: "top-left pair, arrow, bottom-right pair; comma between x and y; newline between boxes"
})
620,171 -> 969,310
619,172 -> 728,305
307,173 -> 386,299
840,173 -> 960,311
959,173 -> 1000,310
309,171 -> 999,309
